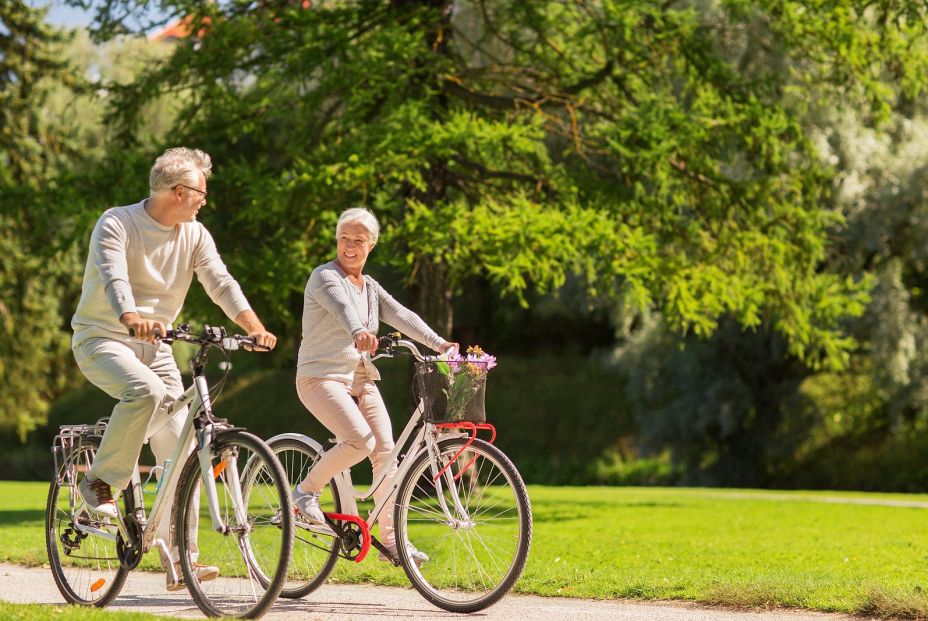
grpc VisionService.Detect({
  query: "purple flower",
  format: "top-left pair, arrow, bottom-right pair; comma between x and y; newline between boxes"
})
442,345 -> 496,377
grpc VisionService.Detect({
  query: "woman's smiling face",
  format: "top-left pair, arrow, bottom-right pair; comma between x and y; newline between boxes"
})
336,220 -> 374,273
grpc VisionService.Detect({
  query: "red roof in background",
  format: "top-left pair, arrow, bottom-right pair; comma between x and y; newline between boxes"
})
151,18 -> 194,42
150,2 -> 311,41
150,15 -> 209,42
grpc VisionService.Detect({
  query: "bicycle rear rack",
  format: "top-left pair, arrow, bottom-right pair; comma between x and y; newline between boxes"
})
51,418 -> 109,483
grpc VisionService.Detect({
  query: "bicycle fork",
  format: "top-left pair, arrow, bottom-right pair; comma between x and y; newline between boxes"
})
197,427 -> 250,535
425,435 -> 474,528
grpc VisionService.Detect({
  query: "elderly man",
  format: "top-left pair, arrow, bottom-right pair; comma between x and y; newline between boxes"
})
71,147 -> 277,590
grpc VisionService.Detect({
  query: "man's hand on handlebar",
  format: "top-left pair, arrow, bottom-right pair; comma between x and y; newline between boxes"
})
245,330 -> 277,352
120,312 -> 166,344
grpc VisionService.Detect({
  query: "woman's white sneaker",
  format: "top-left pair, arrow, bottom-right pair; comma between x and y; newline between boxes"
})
292,484 -> 324,524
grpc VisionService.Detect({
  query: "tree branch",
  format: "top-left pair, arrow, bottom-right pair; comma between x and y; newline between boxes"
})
441,59 -> 614,109
450,154 -> 542,187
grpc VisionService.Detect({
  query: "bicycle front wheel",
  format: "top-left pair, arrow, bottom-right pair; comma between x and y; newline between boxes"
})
174,430 -> 293,619
394,436 -> 532,612
45,436 -> 128,607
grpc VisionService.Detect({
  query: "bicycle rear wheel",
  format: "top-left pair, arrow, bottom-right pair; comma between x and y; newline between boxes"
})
174,430 -> 293,618
266,437 -> 341,598
394,436 -> 532,612
45,436 -> 129,606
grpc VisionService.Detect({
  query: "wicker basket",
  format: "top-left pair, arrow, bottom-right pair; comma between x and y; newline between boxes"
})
414,361 -> 487,423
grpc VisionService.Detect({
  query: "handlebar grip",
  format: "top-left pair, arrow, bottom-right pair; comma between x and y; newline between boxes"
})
377,332 -> 402,351
128,327 -> 163,339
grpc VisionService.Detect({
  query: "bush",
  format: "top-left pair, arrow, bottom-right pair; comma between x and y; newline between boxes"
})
1,353 -> 640,486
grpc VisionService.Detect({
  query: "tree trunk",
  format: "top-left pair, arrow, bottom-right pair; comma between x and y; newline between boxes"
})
393,0 -> 456,338
409,256 -> 454,338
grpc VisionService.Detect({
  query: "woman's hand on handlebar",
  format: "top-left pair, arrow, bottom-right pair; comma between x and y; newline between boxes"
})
120,312 -> 166,344
438,341 -> 460,357
354,331 -> 379,354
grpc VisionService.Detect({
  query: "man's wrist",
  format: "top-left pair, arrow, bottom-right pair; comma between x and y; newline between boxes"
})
233,309 -> 264,334
119,311 -> 140,326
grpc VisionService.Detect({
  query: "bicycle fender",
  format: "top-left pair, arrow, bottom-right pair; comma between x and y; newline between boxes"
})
265,432 -> 326,455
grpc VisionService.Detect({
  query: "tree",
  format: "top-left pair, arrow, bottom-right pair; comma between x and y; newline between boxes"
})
70,0 -> 887,370
610,0 -> 928,485
0,7 -> 179,437
0,2 -> 86,439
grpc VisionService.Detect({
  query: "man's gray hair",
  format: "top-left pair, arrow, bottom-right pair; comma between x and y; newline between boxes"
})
336,207 -> 380,244
149,147 -> 212,196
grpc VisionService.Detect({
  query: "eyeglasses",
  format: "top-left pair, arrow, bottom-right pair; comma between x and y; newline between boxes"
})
175,184 -> 208,198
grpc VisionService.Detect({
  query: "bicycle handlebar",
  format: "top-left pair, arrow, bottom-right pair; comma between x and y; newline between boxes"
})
130,323 -> 268,352
372,332 -> 439,362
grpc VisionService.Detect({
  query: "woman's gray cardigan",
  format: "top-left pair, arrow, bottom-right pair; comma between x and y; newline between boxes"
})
297,261 -> 447,383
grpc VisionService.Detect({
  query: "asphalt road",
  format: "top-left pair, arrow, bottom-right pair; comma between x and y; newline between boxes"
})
0,563 -> 868,621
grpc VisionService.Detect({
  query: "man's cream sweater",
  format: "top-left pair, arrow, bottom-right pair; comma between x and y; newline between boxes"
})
71,200 -> 251,344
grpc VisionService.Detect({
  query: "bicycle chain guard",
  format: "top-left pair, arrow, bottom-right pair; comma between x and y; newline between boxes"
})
325,513 -> 370,563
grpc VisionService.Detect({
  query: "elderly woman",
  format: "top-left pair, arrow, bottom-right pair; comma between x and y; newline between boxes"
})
293,207 -> 457,565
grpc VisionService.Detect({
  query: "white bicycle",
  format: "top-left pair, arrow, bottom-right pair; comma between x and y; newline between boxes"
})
267,332 -> 532,613
45,324 -> 294,619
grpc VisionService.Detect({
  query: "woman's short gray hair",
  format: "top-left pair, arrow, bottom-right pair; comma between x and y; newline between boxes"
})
336,207 -> 379,244
149,147 -> 212,196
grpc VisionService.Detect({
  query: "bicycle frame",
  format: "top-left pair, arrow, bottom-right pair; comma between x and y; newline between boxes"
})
55,359 -> 246,579
269,400 -> 480,547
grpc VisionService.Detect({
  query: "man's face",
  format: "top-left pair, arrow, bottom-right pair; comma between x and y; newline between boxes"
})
174,171 -> 208,222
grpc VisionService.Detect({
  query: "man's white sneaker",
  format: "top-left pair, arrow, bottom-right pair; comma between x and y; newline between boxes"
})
379,542 -> 429,567
77,475 -> 118,519
292,484 -> 324,524
166,561 -> 220,592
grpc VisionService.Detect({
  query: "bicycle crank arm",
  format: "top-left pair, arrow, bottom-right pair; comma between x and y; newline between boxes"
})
72,519 -> 119,543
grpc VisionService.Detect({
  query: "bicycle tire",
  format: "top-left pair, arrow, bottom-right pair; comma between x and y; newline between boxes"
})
265,437 -> 341,599
173,430 -> 293,619
45,436 -> 130,607
394,436 -> 532,613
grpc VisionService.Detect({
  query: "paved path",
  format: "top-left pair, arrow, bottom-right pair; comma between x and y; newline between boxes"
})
0,563 -> 869,621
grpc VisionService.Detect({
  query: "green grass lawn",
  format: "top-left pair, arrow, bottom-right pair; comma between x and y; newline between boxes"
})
6,481 -> 928,617
0,602 -> 176,620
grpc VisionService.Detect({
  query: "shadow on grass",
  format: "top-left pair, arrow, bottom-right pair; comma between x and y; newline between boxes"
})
0,508 -> 45,526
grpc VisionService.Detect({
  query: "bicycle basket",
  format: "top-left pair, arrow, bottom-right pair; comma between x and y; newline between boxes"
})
414,360 -> 487,423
